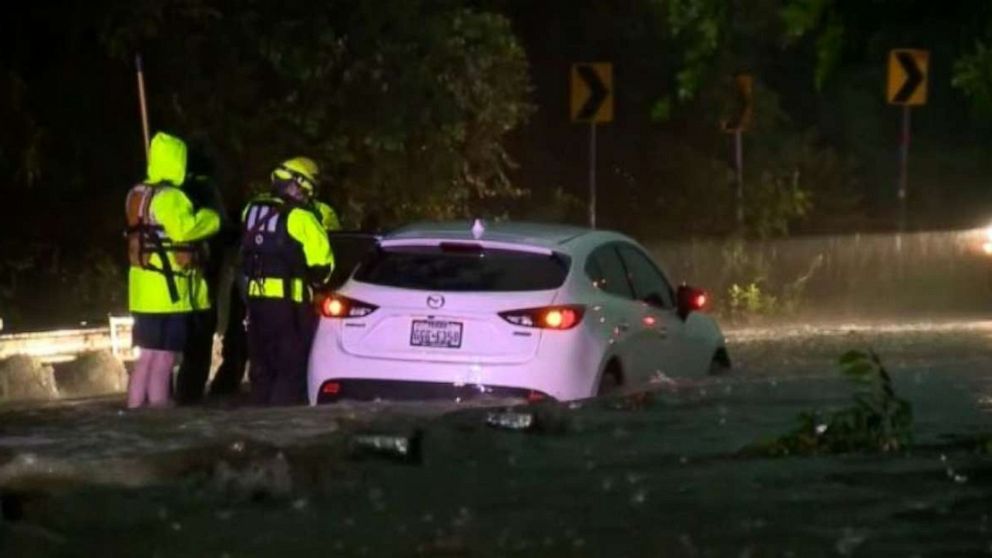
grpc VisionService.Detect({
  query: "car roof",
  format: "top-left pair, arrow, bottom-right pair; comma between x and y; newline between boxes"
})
384,220 -> 631,250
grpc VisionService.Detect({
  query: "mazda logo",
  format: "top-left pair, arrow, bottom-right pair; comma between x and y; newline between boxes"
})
427,295 -> 445,309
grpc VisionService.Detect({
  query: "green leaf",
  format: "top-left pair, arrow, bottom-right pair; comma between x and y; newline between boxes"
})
650,96 -> 673,123
780,0 -> 830,42
813,19 -> 844,90
841,361 -> 873,378
838,350 -> 867,365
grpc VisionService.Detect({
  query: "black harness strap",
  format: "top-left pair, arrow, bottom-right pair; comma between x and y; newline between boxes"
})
139,192 -> 182,304
243,200 -> 306,302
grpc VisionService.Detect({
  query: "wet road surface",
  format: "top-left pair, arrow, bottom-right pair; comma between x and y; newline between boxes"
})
2,320 -> 992,556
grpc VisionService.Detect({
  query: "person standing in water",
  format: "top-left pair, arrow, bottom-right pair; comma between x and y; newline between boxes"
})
124,132 -> 220,408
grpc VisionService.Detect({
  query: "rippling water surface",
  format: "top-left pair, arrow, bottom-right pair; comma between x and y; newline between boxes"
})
2,321 -> 992,556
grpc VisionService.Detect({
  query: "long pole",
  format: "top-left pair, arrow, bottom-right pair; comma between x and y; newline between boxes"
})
589,121 -> 597,229
136,54 -> 151,161
897,105 -> 911,232
734,128 -> 744,229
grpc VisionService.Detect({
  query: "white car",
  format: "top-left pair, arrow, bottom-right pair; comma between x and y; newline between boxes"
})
308,221 -> 729,404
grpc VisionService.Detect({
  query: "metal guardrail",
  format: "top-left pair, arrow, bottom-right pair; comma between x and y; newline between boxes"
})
650,228 -> 992,317
0,316 -> 135,363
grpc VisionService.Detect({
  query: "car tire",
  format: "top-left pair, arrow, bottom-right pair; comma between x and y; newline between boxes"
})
597,361 -> 623,396
709,348 -> 731,375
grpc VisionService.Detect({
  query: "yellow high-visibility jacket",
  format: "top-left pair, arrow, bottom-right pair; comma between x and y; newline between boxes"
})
128,185 -> 221,313
314,200 -> 341,231
126,132 -> 220,313
241,195 -> 334,303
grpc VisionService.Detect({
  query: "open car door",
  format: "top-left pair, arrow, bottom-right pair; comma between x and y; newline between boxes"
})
326,231 -> 381,290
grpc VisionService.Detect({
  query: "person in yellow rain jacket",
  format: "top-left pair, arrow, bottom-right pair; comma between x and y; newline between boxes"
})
241,157 -> 334,405
124,132 -> 220,408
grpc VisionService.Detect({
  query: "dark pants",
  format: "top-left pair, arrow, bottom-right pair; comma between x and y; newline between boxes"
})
175,310 -> 216,404
246,298 -> 316,406
208,284 -> 248,396
133,313 -> 189,352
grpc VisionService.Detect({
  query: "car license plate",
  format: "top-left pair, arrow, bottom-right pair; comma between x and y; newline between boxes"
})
410,320 -> 463,349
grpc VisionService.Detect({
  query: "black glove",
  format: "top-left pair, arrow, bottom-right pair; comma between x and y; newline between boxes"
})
306,264 -> 333,289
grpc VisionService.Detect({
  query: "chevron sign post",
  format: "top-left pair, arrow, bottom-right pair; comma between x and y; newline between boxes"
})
887,49 -> 928,106
571,63 -> 613,123
571,63 -> 613,228
887,49 -> 929,232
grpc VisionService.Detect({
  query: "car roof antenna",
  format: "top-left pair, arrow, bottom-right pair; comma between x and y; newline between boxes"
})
471,218 -> 485,240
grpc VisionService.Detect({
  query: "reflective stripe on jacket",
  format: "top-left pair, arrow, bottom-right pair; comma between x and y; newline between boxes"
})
246,277 -> 307,302
241,195 -> 334,303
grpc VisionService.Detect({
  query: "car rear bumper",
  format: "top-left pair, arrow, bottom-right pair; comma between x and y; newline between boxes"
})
314,378 -> 551,404
307,355 -> 583,404
309,345 -> 599,405
308,318 -> 609,404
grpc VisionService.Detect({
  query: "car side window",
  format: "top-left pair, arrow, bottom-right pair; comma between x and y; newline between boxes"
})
585,245 -> 634,299
617,244 -> 675,308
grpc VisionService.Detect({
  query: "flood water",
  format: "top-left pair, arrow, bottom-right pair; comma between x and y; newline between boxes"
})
2,320 -> 992,556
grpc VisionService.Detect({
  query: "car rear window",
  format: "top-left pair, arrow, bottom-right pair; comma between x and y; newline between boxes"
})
353,244 -> 571,292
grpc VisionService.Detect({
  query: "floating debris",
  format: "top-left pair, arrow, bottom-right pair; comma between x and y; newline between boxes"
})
349,430 -> 423,464
486,410 -> 535,431
604,390 -> 656,412
484,405 -> 570,434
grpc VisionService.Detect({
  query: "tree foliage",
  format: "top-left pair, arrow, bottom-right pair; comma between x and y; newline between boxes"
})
0,0 -> 532,327
7,0 -> 992,327
0,71 -> 44,190
652,0 -> 727,101
545,0 -> 853,239
101,0 -> 532,225
953,41 -> 992,122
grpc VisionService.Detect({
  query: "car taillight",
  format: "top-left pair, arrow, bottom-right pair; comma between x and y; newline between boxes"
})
676,284 -> 708,319
499,305 -> 584,330
527,390 -> 548,403
315,293 -> 378,319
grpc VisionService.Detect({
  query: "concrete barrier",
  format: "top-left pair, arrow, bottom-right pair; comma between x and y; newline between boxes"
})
0,316 -> 134,364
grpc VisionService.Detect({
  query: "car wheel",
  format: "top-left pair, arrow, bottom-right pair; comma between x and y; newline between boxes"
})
709,347 -> 731,375
597,360 -> 623,396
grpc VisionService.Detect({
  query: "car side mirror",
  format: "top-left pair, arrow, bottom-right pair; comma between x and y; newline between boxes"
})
676,285 -> 707,320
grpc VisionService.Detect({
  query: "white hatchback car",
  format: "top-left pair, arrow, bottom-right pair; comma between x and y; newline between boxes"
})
308,221 -> 728,404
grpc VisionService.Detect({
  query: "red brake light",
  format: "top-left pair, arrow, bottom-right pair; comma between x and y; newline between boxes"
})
315,293 -> 378,319
323,297 -> 346,317
527,390 -> 548,403
542,308 -> 578,329
500,305 -> 584,330
544,310 -> 565,328
321,381 -> 341,395
693,293 -> 707,310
